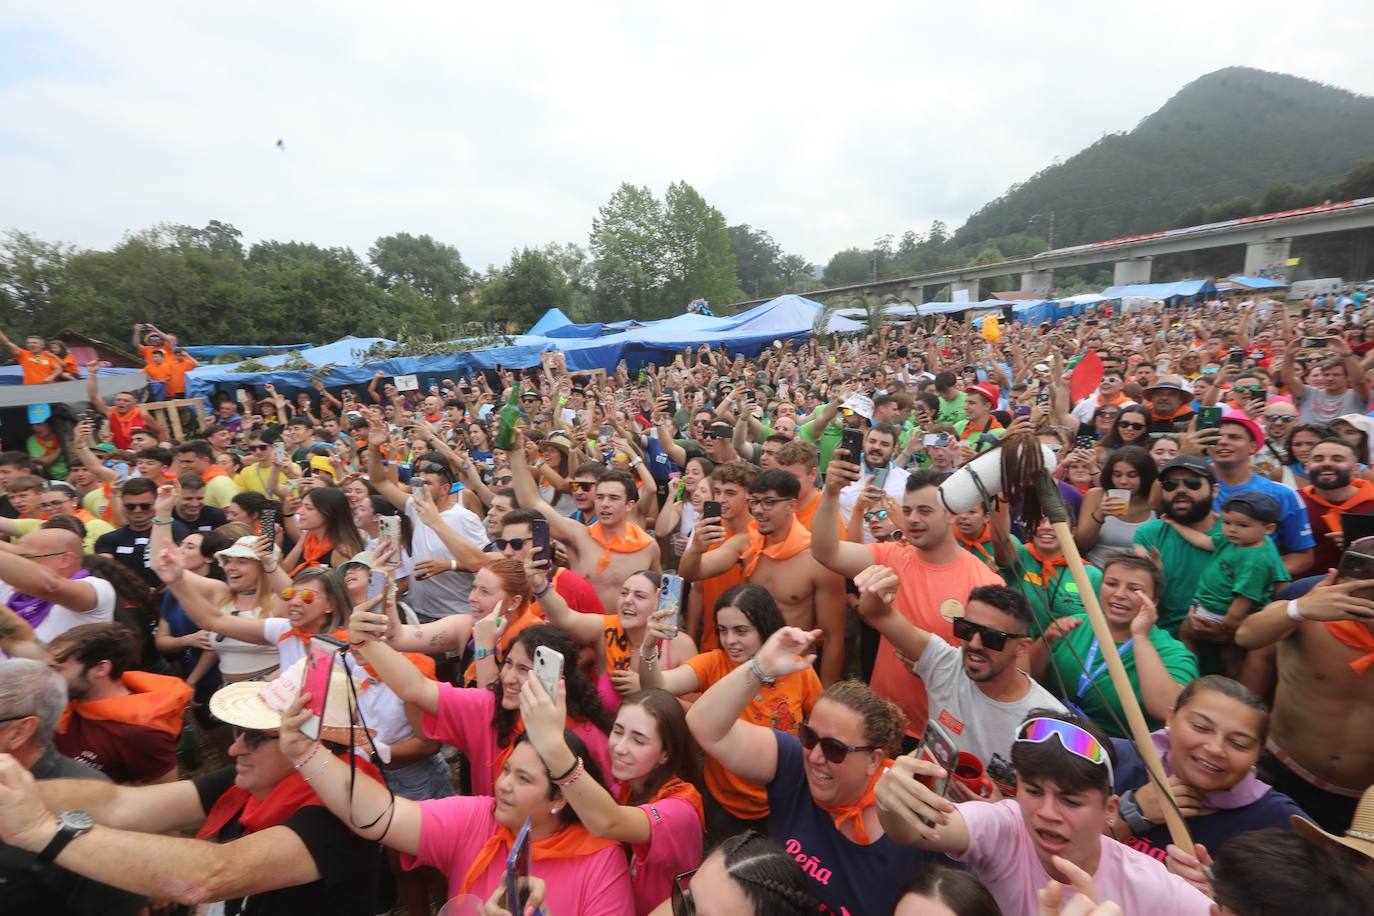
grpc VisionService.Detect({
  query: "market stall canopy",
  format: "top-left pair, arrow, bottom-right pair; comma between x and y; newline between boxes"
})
1100,279 -> 1217,301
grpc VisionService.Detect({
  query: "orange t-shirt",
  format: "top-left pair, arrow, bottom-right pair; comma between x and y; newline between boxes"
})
16,348 -> 61,384
685,649 -> 822,819
792,492 -> 847,540
144,361 -> 175,387
167,353 -> 195,397
867,541 -> 1004,737
696,538 -> 745,652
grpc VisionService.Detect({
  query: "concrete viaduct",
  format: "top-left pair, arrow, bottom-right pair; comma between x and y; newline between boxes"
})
733,196 -> 1374,308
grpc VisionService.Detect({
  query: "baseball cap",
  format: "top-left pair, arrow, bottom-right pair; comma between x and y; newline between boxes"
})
1160,455 -> 1216,481
1220,410 -> 1265,451
1220,492 -> 1281,524
967,382 -> 1000,406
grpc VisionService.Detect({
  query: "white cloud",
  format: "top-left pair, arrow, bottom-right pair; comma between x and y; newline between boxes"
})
1,0 -> 1371,276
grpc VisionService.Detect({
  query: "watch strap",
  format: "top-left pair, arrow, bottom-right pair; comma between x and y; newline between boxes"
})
35,812 -> 93,865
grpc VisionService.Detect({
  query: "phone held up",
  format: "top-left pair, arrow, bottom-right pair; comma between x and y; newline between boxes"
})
840,427 -> 865,464
658,574 -> 684,631
533,645 -> 564,700
506,816 -> 533,913
913,719 -> 958,826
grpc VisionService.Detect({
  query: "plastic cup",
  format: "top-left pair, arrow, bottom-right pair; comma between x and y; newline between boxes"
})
1106,488 -> 1130,516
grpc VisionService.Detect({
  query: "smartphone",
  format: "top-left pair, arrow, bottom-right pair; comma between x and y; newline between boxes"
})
1304,336 -> 1328,349
840,427 -> 865,463
1035,387 -> 1051,405
259,505 -> 278,544
1014,404 -> 1032,419
378,515 -> 401,557
1074,434 -> 1096,451
598,424 -> 613,443
913,719 -> 958,826
1198,406 -> 1223,431
702,500 -> 722,522
530,518 -> 553,568
506,816 -> 533,914
1156,357 -> 1171,372
409,479 -> 427,497
273,441 -> 287,464
533,645 -> 563,699
922,433 -> 950,448
658,574 -> 684,630
299,645 -> 334,741
871,465 -> 891,490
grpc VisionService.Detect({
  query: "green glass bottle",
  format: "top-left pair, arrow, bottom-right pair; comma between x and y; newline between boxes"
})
493,387 -> 524,451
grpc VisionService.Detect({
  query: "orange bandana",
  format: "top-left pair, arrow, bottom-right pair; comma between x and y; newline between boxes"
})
202,464 -> 231,482
291,531 -> 333,576
459,817 -> 619,894
816,759 -> 891,845
1326,621 -> 1374,674
57,671 -> 191,738
587,521 -> 654,573
618,776 -> 705,829
740,519 -> 812,578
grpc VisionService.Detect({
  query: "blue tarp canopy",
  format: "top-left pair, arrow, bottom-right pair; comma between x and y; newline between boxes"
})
1100,279 -> 1217,301
186,295 -> 828,402
527,308 -> 575,336
1008,298 -> 1093,325
1227,275 -> 1289,290
181,343 -> 313,359
917,299 -> 1014,315
0,365 -> 143,388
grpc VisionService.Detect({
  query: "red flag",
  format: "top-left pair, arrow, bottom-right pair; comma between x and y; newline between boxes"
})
1070,349 -> 1103,404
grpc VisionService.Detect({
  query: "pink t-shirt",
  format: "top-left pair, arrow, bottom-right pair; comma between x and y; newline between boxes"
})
422,683 -> 614,797
627,794 -> 703,916
954,799 -> 1212,914
404,795 -> 634,916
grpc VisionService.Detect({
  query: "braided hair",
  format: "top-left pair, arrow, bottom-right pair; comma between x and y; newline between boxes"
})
716,830 -> 821,915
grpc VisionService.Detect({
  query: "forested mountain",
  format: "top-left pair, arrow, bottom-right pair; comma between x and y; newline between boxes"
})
953,67 -> 1374,250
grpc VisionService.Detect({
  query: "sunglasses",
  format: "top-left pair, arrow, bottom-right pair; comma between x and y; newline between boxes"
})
1098,412 -> 1121,420
1015,717 -> 1114,787
572,481 -> 597,492
248,443 -> 271,451
1116,421 -> 1147,430
281,588 -> 317,603
231,726 -> 280,751
1232,385 -> 1264,393
952,616 -> 1026,651
1160,477 -> 1206,493
493,477 -> 514,486
798,722 -> 878,764
864,509 -> 889,521
492,537 -> 530,552
123,502 -> 155,511
1263,414 -> 1296,423
1101,376 -> 1122,384
671,869 -> 698,916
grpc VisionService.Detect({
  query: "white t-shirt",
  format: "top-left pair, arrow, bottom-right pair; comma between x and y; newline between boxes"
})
913,637 -> 1065,766
0,576 -> 118,643
838,463 -> 909,541
954,799 -> 1212,915
404,499 -> 488,618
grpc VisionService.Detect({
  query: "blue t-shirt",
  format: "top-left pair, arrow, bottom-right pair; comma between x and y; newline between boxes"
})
1213,472 -> 1315,554
1110,738 -> 1307,862
766,730 -> 949,915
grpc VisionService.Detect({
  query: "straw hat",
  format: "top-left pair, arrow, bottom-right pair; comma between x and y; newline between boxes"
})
209,656 -> 376,750
1292,786 -> 1374,863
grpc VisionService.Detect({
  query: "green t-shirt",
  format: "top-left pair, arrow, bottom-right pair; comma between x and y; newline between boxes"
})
936,391 -> 967,427
1194,533 -> 1290,616
799,419 -> 844,473
998,541 -> 1101,636
1132,517 -> 1222,636
27,435 -> 67,480
1047,617 -> 1199,738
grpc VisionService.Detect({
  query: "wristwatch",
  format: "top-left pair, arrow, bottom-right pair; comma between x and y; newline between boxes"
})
35,810 -> 95,864
1116,790 -> 1154,836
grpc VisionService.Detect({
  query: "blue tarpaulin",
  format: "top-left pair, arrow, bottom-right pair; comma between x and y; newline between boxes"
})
1228,275 -> 1289,290
1100,280 -> 1217,301
181,343 -> 313,359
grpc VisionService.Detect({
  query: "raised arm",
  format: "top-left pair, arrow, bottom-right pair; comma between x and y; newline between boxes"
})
853,565 -> 932,662
346,598 -> 441,714
509,438 -> 587,546
637,611 -> 704,696
677,525 -> 745,582
151,545 -> 268,644
84,362 -> 111,416
685,627 -> 820,785
1280,338 -> 1306,398
526,558 -> 602,646
811,450 -> 877,577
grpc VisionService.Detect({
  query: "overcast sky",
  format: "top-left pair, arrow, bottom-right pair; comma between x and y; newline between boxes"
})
3,1 -> 1372,274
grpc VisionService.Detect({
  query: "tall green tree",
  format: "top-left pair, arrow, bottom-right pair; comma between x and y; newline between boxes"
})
590,183 -> 667,321
475,247 -> 573,331
659,182 -> 739,315
367,233 -> 472,311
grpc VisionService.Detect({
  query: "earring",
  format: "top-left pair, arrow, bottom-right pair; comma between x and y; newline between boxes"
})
550,807 -> 559,814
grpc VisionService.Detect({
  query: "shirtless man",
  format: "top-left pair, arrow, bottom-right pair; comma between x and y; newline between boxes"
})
1236,572 -> 1374,833
678,469 -> 846,684
510,446 -> 659,614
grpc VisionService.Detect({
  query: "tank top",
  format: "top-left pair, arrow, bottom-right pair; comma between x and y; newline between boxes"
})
211,602 -> 280,679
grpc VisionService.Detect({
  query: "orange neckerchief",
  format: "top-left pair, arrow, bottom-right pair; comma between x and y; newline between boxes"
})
1026,542 -> 1067,571
277,627 -> 325,647
202,464 -> 231,482
460,818 -> 620,895
617,776 -> 705,829
955,524 -> 996,567
586,520 -> 654,573
1302,478 -> 1374,514
1326,621 -> 1374,674
57,671 -> 191,737
740,519 -> 811,578
1023,542 -> 1067,589
198,751 -> 382,838
815,759 -> 892,845
291,531 -> 333,576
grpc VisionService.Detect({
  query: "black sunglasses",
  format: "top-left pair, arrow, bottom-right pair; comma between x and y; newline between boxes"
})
1160,477 -> 1206,493
230,726 -> 280,750
952,616 -> 1026,651
671,869 -> 698,916
1117,421 -> 1147,431
492,537 -> 529,552
798,722 -> 878,764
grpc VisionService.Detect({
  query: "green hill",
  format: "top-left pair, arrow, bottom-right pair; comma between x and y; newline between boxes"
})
953,67 -> 1374,250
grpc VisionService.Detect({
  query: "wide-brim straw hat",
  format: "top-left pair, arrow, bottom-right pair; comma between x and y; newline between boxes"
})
1291,785 -> 1374,863
209,656 -> 378,753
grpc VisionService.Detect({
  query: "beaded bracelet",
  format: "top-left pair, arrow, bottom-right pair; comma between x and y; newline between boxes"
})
293,744 -> 323,773
552,757 -> 585,789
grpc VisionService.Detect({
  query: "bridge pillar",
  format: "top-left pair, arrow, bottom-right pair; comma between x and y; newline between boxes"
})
951,278 -> 979,302
1020,269 -> 1053,297
1243,238 -> 1291,280
1113,257 -> 1152,286
905,283 -> 926,304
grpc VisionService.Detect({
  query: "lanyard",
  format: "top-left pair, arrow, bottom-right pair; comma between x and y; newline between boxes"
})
1075,637 -> 1133,703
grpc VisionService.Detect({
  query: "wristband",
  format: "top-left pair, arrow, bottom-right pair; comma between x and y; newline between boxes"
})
1286,599 -> 1304,623
1117,789 -> 1155,835
473,646 -> 493,660
151,517 -> 175,526
293,744 -> 323,772
552,757 -> 585,789
533,581 -> 553,600
449,559 -> 458,572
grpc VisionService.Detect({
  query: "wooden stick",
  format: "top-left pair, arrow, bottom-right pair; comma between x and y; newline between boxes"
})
1037,474 -> 1196,855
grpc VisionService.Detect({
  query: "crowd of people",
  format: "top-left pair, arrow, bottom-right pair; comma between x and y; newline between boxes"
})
0,300 -> 1373,915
